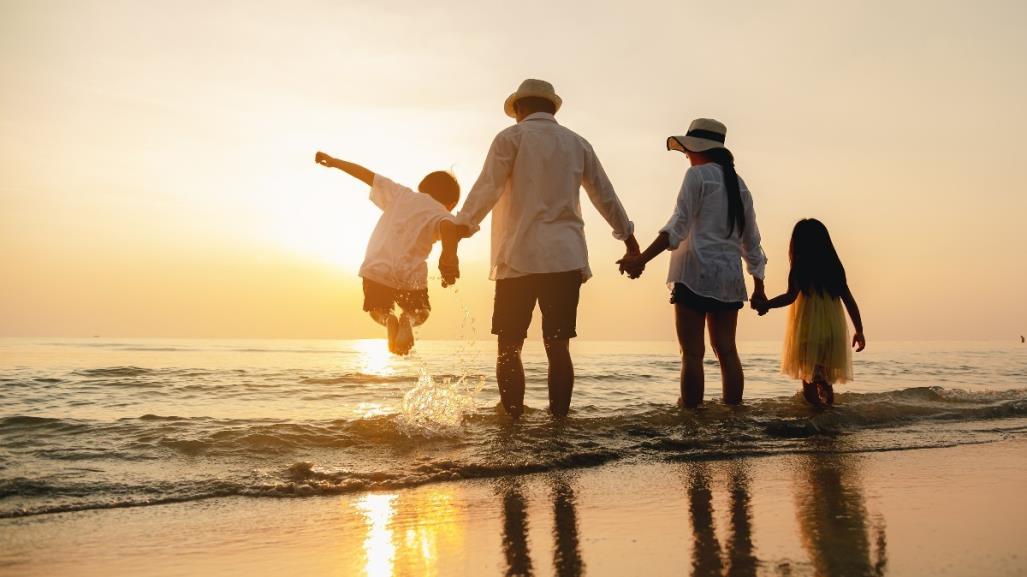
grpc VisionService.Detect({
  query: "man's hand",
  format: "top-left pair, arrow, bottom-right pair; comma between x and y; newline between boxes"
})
438,220 -> 468,288
617,253 -> 645,279
852,332 -> 866,352
315,151 -> 334,167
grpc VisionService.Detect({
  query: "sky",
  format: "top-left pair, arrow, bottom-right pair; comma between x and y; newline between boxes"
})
1,0 -> 1025,341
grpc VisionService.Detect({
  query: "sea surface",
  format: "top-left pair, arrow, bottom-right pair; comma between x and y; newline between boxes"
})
1,337 -> 1025,520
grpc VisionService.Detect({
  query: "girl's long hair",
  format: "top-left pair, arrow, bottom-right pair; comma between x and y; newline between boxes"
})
704,148 -> 745,237
788,218 -> 847,298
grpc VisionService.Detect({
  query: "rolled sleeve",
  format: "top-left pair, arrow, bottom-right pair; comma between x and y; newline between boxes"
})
454,130 -> 517,235
740,185 -> 767,279
582,143 -> 634,240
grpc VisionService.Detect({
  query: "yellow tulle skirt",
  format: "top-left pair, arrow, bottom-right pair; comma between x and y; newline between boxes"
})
782,292 -> 853,385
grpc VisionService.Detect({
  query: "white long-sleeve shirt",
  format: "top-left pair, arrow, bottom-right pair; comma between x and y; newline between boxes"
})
454,113 -> 634,281
660,163 -> 767,303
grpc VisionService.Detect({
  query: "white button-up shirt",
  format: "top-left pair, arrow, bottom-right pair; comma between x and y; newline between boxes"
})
661,163 -> 767,302
455,113 -> 634,280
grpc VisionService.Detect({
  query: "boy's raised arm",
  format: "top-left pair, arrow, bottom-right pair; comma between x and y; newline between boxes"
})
315,151 -> 375,186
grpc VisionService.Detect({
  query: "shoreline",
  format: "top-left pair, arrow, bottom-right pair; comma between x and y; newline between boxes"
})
3,438 -> 1025,577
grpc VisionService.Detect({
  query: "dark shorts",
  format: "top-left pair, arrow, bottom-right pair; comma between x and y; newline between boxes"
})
362,278 -> 430,314
492,271 -> 582,340
670,283 -> 743,313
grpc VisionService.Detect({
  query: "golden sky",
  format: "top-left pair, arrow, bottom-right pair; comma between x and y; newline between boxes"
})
2,0 -> 1025,340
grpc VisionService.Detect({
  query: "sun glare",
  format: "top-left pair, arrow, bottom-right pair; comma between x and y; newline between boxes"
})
353,339 -> 394,377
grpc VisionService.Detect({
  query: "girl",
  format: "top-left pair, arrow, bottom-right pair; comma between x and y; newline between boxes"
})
755,219 -> 865,406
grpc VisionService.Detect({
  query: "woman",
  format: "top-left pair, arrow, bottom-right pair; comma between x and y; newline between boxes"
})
620,118 -> 767,407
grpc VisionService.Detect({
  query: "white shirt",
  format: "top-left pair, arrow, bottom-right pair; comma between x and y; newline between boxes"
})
661,163 -> 767,302
359,175 -> 452,291
455,113 -> 634,281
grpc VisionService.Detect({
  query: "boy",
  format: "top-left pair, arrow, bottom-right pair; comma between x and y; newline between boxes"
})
315,151 -> 460,355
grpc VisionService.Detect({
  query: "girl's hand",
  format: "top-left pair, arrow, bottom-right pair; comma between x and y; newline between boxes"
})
852,332 -> 866,352
315,151 -> 333,166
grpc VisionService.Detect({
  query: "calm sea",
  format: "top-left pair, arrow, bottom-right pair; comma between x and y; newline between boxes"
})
1,338 -> 1025,519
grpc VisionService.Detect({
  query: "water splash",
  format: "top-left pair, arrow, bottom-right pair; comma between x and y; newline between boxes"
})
399,368 -> 485,434
398,277 -> 486,435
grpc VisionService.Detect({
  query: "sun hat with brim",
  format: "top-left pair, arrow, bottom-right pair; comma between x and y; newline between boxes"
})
504,79 -> 563,118
667,118 -> 728,153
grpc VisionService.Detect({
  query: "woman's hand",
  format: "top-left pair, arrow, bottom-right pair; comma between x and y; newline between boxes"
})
852,332 -> 866,352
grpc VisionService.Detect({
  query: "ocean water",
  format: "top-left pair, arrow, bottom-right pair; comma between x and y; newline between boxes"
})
1,337 -> 1025,519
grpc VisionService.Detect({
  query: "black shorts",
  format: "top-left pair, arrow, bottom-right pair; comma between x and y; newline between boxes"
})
492,271 -> 582,340
670,283 -> 743,313
362,278 -> 430,314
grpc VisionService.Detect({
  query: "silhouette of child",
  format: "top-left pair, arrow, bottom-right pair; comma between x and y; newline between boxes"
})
753,219 -> 865,406
315,151 -> 461,355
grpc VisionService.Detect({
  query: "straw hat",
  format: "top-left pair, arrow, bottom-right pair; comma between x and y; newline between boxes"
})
667,118 -> 728,153
503,79 -> 563,118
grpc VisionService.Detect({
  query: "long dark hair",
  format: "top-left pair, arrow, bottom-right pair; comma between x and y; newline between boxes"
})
704,148 -> 745,237
788,218 -> 847,298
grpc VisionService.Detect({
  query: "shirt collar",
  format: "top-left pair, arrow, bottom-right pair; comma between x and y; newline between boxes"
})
522,112 -> 558,124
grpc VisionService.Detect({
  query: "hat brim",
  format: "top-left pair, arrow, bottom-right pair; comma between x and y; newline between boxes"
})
667,135 -> 725,153
504,91 -> 563,118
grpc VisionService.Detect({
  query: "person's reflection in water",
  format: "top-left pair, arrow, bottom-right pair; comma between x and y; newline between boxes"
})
684,461 -> 759,577
550,476 -> 584,577
724,464 -> 757,577
686,463 -> 724,577
794,454 -> 888,577
499,480 -> 534,577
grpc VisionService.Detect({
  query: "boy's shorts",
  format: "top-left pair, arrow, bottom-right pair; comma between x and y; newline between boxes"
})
362,278 -> 430,314
492,271 -> 582,340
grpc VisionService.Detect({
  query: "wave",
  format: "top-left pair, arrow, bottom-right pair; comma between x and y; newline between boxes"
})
74,366 -> 154,378
3,386 -> 1026,519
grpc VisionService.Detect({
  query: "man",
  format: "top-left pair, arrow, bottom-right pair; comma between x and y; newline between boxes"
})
440,78 -> 639,419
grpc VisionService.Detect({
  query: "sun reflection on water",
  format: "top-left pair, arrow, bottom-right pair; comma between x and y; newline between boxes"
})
353,487 -> 466,577
353,339 -> 395,377
355,493 -> 397,577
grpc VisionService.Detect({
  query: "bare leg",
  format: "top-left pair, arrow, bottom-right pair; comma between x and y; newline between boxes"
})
543,338 -> 573,417
675,304 -> 707,408
402,308 -> 430,327
368,309 -> 400,354
393,309 -> 428,356
707,309 -> 744,405
817,381 -> 835,406
368,308 -> 394,327
497,337 -> 526,419
802,381 -> 822,406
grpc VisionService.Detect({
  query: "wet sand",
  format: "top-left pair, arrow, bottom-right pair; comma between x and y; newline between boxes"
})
2,438 -> 1025,577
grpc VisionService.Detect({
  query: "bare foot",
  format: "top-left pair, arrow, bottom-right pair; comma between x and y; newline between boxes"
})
394,314 -> 414,355
386,314 -> 400,354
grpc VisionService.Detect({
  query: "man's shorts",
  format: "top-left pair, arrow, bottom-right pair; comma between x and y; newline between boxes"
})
492,271 -> 582,340
362,278 -> 430,314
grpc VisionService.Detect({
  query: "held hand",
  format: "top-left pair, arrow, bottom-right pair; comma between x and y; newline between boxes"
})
439,251 -> 460,288
617,254 -> 645,279
750,293 -> 769,315
315,151 -> 333,166
852,332 -> 866,352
